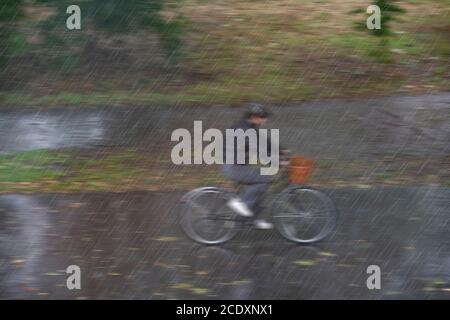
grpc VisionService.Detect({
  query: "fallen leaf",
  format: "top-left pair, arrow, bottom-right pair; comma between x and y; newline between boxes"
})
294,260 -> 316,267
155,236 -> 178,242
190,287 -> 210,295
68,202 -> 84,208
11,259 -> 26,264
171,283 -> 192,289
44,273 -> 62,276
319,251 -> 337,257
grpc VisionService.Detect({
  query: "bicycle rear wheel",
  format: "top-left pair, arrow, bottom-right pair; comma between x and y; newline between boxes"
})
180,187 -> 240,245
271,186 -> 337,243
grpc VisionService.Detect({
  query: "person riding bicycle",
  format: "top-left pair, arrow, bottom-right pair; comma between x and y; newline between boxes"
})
223,103 -> 288,230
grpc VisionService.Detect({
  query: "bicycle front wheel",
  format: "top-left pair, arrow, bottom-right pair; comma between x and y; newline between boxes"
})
180,187 -> 240,245
271,186 -> 337,243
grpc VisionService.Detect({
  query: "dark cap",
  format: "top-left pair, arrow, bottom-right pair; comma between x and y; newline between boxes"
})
245,103 -> 271,118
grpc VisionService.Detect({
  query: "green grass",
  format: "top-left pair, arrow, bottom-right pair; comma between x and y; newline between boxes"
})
0,92 -> 180,107
0,149 -> 143,192
330,30 -> 447,63
0,150 -> 68,183
0,81 -> 316,107
0,148 -> 447,193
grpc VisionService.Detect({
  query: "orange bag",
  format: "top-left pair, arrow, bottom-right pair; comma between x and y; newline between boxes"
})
289,156 -> 314,184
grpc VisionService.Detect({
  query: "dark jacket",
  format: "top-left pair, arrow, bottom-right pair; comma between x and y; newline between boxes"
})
223,119 -> 275,165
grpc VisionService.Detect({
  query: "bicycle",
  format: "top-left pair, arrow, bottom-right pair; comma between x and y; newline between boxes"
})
179,157 -> 337,245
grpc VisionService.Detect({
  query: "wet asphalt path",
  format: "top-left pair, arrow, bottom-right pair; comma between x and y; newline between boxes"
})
0,93 -> 449,159
0,187 -> 448,299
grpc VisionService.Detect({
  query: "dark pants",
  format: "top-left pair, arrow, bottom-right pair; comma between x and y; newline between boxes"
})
222,164 -> 274,216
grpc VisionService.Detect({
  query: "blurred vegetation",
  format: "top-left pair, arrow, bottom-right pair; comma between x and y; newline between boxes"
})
34,0 -> 185,56
0,0 -> 449,106
354,0 -> 406,36
352,0 -> 406,62
0,0 -> 24,65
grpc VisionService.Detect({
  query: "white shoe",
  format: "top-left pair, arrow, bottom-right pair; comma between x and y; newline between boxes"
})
254,219 -> 273,230
227,198 -> 253,217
